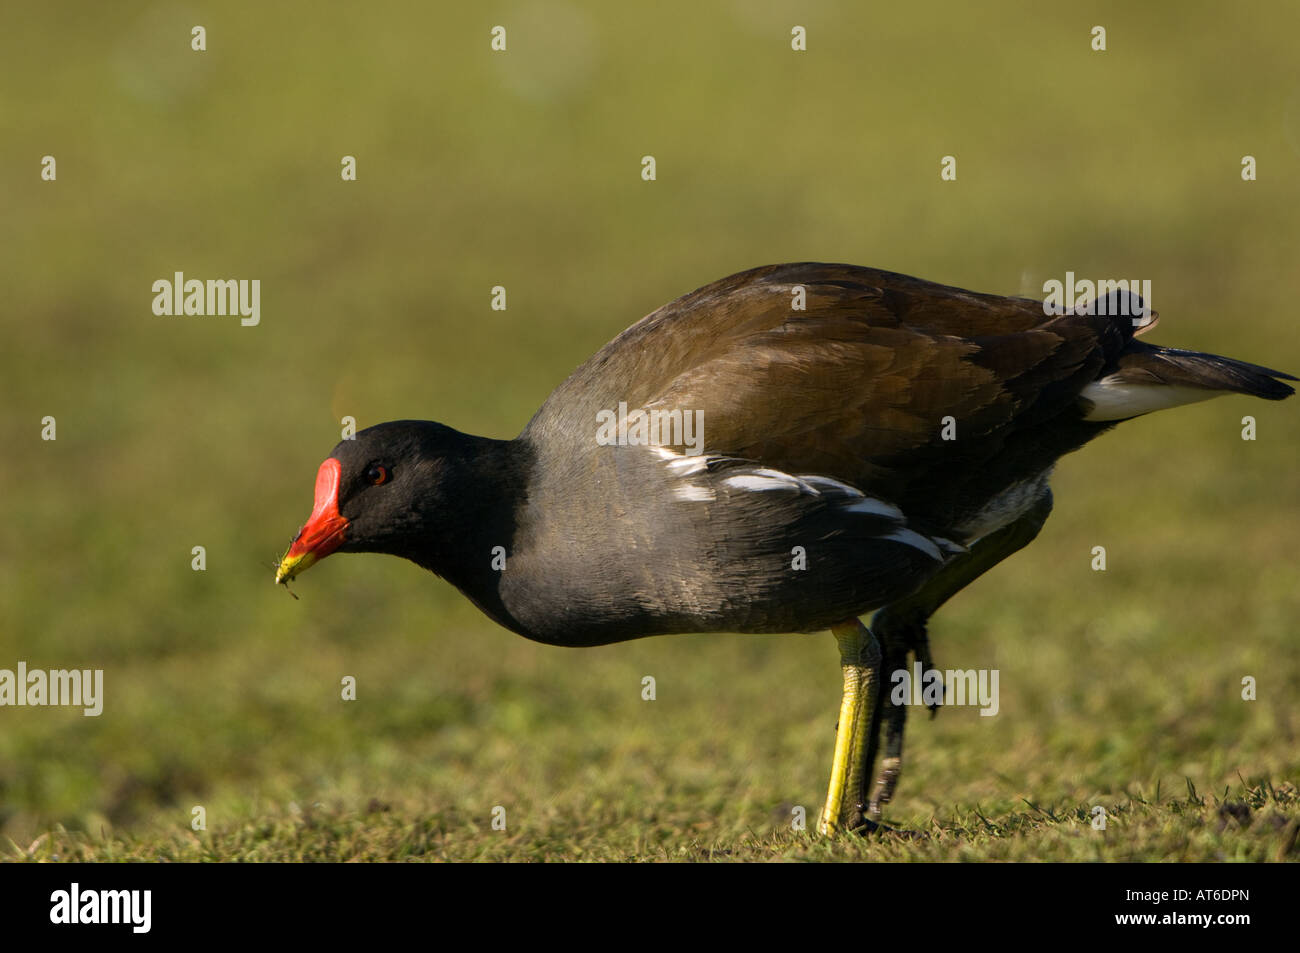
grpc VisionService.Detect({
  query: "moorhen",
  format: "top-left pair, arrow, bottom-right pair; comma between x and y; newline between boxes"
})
275,263 -> 1295,834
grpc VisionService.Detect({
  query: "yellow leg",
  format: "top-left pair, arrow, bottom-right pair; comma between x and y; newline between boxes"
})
819,618 -> 881,835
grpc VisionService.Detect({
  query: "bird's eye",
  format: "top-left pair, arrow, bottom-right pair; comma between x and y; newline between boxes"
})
366,465 -> 390,486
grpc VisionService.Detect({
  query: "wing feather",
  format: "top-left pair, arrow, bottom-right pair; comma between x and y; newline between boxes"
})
525,263 -> 1115,492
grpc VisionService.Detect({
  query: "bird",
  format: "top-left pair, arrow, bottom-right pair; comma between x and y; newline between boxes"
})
275,262 -> 1295,835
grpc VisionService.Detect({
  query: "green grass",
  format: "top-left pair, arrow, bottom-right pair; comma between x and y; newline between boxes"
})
2,1 -> 1298,862
14,781 -> 1299,862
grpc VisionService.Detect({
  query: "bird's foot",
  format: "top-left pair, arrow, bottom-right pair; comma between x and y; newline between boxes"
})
864,612 -> 942,819
818,619 -> 881,835
851,815 -> 928,840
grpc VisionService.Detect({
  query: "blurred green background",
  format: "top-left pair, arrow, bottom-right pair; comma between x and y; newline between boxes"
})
1,1 -> 1297,860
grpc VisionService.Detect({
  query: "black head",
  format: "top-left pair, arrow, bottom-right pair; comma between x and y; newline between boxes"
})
275,420 -> 517,583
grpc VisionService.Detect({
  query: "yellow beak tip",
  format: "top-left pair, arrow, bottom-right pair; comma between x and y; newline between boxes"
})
275,551 -> 316,585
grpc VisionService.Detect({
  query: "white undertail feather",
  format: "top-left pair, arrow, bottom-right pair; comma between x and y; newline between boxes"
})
1080,378 -> 1218,421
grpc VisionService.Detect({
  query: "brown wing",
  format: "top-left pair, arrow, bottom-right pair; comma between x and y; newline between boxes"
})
525,262 -> 1118,490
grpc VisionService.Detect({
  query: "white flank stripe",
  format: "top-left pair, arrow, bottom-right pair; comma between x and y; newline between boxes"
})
724,474 -> 802,493
753,468 -> 819,494
664,456 -> 708,475
842,498 -> 905,519
673,484 -> 715,502
881,527 -> 943,561
800,475 -> 865,497
749,467 -> 798,481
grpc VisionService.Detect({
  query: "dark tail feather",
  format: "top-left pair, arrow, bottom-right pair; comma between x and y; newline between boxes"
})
1081,339 -> 1294,421
1139,345 -> 1297,400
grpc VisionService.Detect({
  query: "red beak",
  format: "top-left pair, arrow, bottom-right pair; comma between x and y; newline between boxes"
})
276,457 -> 349,583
